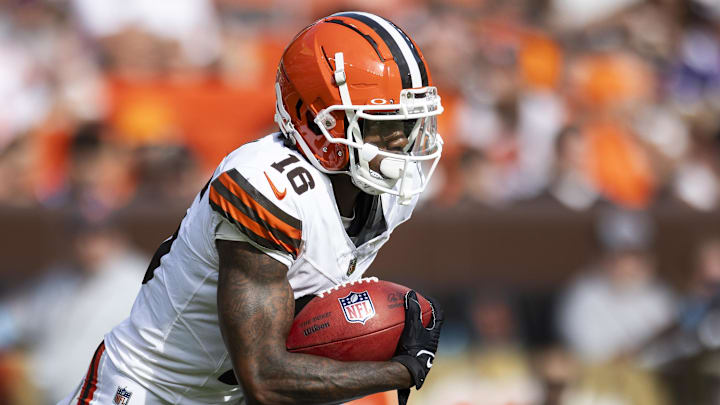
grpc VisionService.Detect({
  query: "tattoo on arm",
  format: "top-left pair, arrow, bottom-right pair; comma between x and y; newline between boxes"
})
216,240 -> 411,404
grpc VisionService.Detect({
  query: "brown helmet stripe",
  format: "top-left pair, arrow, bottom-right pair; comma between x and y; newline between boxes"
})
325,18 -> 386,62
334,12 -> 415,89
384,20 -> 429,86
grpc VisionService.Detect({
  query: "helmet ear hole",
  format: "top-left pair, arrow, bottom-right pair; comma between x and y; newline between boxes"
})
306,111 -> 323,136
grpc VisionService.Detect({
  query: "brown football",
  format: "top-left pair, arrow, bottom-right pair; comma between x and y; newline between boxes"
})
286,277 -> 432,361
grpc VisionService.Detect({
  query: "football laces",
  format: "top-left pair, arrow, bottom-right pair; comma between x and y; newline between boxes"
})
316,277 -> 379,298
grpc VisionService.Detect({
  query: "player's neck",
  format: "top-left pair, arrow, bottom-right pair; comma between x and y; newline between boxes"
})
329,174 -> 362,218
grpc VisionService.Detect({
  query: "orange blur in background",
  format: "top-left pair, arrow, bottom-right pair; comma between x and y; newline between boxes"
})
1,1 -> 720,405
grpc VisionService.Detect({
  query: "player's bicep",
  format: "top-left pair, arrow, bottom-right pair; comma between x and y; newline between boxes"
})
216,239 -> 295,387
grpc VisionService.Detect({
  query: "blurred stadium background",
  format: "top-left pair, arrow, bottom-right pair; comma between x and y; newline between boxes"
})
2,0 -> 720,404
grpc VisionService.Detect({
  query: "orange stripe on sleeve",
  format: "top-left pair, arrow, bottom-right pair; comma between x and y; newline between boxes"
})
217,173 -> 301,241
209,187 -> 300,256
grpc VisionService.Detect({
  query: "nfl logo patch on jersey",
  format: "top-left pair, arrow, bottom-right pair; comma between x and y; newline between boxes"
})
113,387 -> 132,405
338,291 -> 375,324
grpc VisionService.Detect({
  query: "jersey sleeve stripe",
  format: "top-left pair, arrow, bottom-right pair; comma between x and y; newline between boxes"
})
216,172 -> 302,240
225,168 -> 302,230
210,188 -> 297,257
209,187 -> 300,256
210,178 -> 302,254
209,176 -> 301,257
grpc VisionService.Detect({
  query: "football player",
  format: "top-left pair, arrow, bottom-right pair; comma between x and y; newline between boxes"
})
60,11 -> 444,405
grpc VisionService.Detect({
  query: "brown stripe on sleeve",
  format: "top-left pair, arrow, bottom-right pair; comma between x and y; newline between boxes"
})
209,171 -> 302,258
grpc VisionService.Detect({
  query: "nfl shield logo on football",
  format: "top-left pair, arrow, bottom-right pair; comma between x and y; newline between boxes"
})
113,387 -> 132,405
338,291 -> 375,325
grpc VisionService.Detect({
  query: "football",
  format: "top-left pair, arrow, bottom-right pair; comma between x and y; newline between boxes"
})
286,277 -> 433,362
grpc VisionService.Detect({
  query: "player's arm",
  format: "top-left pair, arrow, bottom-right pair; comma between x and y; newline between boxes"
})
217,239 -> 412,405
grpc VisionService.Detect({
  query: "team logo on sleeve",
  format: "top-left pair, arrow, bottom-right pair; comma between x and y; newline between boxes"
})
338,291 -> 375,324
113,387 -> 132,405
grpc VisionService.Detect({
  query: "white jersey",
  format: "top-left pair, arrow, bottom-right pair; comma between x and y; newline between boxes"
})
103,133 -> 418,404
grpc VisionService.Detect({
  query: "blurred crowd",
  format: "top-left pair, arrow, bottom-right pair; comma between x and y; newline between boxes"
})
412,210 -> 720,405
2,0 -> 720,404
1,0 -> 719,213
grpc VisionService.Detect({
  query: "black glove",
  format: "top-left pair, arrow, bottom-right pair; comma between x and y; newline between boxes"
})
391,290 -> 443,405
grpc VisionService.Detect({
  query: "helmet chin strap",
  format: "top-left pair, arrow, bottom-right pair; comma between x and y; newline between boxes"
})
334,52 -> 353,122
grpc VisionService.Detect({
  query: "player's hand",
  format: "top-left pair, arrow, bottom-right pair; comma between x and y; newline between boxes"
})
391,290 -> 443,405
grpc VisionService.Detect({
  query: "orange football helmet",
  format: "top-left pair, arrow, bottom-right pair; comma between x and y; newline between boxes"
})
275,11 -> 443,204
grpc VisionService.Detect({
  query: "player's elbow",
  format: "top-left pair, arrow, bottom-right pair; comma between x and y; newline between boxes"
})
241,373 -> 290,405
244,388 -> 275,405
243,383 -> 290,405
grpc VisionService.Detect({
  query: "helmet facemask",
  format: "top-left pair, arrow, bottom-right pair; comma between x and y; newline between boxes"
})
314,53 -> 443,204
275,50 -> 443,205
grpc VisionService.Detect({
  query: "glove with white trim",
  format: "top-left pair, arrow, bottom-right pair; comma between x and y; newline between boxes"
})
391,290 -> 443,405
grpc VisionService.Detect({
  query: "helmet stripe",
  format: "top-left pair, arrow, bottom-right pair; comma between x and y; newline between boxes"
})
334,12 -> 421,89
354,12 -> 426,87
325,19 -> 386,62
383,19 -> 428,87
